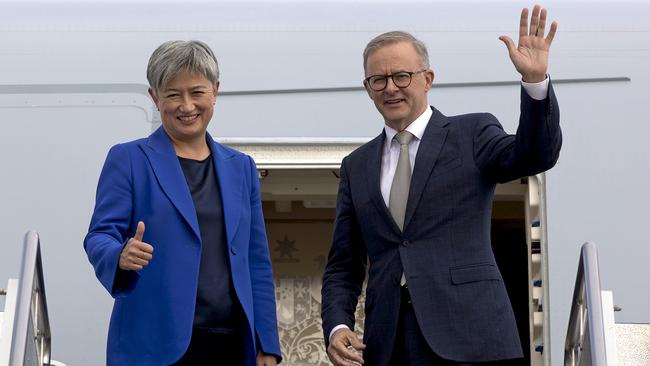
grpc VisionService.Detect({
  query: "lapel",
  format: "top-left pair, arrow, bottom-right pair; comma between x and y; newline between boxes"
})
366,132 -> 403,234
142,127 -> 201,241
403,108 -> 449,231
208,133 -> 243,245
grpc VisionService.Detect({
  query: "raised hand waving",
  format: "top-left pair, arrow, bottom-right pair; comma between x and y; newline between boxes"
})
499,4 -> 558,83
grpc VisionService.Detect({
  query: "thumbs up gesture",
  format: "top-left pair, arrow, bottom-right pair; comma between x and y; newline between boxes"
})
119,221 -> 154,271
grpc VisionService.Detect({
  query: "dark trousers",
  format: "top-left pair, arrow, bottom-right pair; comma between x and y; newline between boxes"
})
171,328 -> 244,365
389,287 -> 525,366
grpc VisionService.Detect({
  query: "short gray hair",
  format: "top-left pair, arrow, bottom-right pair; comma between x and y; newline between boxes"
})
147,40 -> 219,95
363,31 -> 430,72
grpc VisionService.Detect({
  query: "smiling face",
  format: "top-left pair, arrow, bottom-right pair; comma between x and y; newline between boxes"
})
364,42 -> 434,131
149,70 -> 218,146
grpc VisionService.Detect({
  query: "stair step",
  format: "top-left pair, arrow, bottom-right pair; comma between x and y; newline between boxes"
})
616,323 -> 650,365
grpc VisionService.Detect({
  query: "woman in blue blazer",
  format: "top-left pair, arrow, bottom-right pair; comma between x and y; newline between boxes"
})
84,40 -> 281,365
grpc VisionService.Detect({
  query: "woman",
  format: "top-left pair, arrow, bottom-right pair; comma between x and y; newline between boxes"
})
84,40 -> 281,365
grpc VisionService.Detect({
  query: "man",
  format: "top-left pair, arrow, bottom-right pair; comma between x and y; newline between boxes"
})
321,5 -> 560,366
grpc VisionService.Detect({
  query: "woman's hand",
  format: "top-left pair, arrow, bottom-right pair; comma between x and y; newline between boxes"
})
119,221 -> 154,271
256,352 -> 278,366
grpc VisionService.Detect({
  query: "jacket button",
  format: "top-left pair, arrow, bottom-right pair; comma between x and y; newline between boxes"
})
231,246 -> 237,255
401,240 -> 409,247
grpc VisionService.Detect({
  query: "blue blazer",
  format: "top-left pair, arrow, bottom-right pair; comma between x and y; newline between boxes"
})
84,127 -> 281,366
322,85 -> 561,365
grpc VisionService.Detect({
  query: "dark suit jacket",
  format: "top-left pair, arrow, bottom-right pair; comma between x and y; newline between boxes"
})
84,127 -> 281,366
322,85 -> 561,365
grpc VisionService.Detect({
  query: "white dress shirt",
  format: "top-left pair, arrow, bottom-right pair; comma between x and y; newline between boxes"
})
380,108 -> 431,207
328,77 -> 549,343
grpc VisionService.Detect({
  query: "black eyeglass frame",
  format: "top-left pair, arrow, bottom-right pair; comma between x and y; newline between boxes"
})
364,69 -> 428,91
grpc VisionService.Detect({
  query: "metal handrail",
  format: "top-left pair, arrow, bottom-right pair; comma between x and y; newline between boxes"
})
8,231 -> 51,366
564,242 -> 607,365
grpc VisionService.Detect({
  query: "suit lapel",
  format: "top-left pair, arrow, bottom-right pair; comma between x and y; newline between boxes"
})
366,132 -> 403,233
142,127 -> 201,240
209,134 -> 243,245
403,108 -> 449,231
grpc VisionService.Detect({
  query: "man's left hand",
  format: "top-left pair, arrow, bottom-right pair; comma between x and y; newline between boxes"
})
499,4 -> 558,83
256,352 -> 277,366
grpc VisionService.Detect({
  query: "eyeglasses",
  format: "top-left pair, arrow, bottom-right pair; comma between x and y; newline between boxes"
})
364,69 -> 427,91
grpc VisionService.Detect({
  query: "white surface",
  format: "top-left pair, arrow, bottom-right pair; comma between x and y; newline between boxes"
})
615,323 -> 650,366
601,290 -> 618,365
0,280 -> 19,366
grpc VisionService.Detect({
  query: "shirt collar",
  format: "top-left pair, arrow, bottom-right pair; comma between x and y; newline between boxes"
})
384,106 -> 433,148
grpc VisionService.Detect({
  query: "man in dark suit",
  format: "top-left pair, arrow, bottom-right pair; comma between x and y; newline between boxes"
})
321,5 -> 560,366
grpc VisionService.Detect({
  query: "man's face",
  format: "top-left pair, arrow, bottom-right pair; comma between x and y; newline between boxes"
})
364,42 -> 434,130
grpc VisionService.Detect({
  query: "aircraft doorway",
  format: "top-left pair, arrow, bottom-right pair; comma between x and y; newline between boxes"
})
224,141 -> 549,366
260,169 -> 341,365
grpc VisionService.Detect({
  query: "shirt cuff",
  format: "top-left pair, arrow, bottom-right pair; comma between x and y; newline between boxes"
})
329,324 -> 350,343
521,76 -> 549,101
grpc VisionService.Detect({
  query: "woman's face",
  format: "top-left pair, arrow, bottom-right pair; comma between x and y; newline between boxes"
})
149,71 -> 218,145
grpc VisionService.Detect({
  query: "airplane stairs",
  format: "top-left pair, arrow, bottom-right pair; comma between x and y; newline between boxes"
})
0,232 -> 64,366
565,242 -> 650,365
